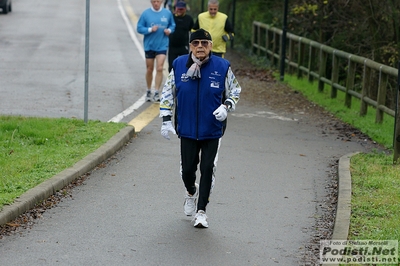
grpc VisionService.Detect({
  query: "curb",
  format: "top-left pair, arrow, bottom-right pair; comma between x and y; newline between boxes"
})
325,151 -> 359,266
0,126 -> 135,226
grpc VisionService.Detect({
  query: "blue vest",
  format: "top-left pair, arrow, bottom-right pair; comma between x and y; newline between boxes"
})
173,54 -> 230,140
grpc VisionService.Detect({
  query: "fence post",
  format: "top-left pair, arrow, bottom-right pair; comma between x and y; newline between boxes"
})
265,27 -> 269,60
297,39 -> 304,79
256,24 -> 261,56
345,56 -> 356,108
288,38 -> 295,74
318,45 -> 327,92
375,66 -> 388,124
393,61 -> 400,163
360,59 -> 370,116
251,22 -> 255,55
272,32 -> 278,67
307,44 -> 314,82
330,50 -> 339,98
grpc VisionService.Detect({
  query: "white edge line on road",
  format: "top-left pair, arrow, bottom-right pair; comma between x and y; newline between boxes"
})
109,0 -> 146,123
117,0 -> 145,60
108,94 -> 146,123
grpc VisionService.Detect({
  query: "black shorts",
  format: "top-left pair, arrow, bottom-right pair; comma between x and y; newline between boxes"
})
145,50 -> 167,59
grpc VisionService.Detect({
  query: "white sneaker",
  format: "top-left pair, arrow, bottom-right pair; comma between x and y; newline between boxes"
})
193,210 -> 208,228
146,90 -> 152,102
183,183 -> 198,216
153,91 -> 160,102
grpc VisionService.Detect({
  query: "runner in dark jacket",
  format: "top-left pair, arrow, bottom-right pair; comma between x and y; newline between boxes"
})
167,1 -> 193,72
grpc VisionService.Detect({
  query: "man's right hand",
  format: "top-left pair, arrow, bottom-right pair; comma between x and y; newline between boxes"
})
161,121 -> 176,140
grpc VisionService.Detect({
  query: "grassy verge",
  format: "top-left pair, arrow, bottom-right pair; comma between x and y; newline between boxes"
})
282,75 -> 400,265
350,153 -> 400,238
0,116 -> 126,210
282,75 -> 394,148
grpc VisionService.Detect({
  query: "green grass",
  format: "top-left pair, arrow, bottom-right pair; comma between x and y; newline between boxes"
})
282,74 -> 400,265
350,153 -> 400,240
0,116 -> 126,209
348,153 -> 400,266
282,75 -> 394,149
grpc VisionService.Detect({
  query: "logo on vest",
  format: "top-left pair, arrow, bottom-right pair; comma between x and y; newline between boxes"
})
211,71 -> 221,77
181,73 -> 190,82
210,81 -> 220,88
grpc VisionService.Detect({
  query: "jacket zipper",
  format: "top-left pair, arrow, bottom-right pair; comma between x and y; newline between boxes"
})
196,78 -> 200,140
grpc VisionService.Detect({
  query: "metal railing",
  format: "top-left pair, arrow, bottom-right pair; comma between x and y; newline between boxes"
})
251,21 -> 398,124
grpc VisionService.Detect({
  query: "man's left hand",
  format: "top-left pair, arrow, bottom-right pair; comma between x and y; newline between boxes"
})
161,121 -> 176,140
213,104 -> 227,121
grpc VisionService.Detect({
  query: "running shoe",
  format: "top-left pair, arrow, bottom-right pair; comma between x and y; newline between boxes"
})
153,91 -> 160,102
193,210 -> 208,228
146,90 -> 152,102
184,183 -> 198,216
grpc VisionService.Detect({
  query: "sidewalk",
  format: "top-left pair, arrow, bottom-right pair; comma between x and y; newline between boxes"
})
0,101 -> 370,265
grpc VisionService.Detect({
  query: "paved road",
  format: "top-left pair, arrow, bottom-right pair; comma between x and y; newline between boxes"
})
0,103 -> 371,265
0,0 -> 374,265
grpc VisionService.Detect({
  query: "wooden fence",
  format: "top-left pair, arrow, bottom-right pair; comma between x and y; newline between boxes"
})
251,21 -> 400,161
251,21 -> 399,121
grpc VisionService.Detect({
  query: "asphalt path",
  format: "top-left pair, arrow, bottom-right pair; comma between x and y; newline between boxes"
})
0,1 -> 373,265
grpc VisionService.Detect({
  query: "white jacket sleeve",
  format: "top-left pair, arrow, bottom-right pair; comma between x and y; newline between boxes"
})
160,70 -> 176,118
224,67 -> 241,111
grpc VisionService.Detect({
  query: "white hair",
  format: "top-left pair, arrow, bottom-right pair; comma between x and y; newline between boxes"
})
208,0 -> 219,5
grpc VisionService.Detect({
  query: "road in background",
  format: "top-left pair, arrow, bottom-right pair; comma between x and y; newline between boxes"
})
0,0 -> 148,122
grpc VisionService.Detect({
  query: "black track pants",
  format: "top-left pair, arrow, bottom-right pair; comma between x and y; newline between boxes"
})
180,137 -> 221,212
168,46 -> 189,72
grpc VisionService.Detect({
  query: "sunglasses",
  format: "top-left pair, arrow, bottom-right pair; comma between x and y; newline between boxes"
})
191,40 -> 210,47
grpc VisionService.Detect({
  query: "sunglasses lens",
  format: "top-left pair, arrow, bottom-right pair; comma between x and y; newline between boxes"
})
191,40 -> 209,47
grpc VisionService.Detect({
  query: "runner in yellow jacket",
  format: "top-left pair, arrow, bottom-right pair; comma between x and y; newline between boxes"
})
193,0 -> 234,58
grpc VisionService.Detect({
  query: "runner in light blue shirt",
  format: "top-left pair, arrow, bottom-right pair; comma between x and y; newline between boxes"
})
137,0 -> 176,102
